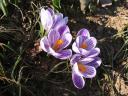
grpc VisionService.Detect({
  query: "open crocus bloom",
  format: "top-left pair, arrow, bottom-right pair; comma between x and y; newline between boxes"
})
72,28 -> 100,56
70,54 -> 101,89
71,54 -> 101,69
40,28 -> 72,60
40,7 -> 68,32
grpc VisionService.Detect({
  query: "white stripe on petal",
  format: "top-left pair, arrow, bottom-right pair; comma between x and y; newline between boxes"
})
72,64 -> 85,89
82,65 -> 96,78
40,36 -> 50,52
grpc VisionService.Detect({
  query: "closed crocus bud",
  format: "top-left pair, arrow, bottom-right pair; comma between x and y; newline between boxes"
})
40,7 -> 68,33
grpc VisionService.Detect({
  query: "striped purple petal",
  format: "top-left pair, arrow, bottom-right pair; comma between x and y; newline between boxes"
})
55,49 -> 72,59
40,36 -> 50,52
77,28 -> 90,38
87,48 -> 100,58
53,13 -> 63,27
81,65 -> 96,78
58,25 -> 70,36
72,63 -> 85,89
53,17 -> 68,32
79,57 -> 95,64
86,37 -> 97,50
47,8 -> 54,16
59,32 -> 72,50
78,48 -> 89,56
76,36 -> 86,48
48,29 -> 60,47
70,54 -> 81,65
87,57 -> 102,68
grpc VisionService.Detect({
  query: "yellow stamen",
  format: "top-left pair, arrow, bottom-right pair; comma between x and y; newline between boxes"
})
78,63 -> 87,73
53,39 -> 64,51
80,42 -> 87,49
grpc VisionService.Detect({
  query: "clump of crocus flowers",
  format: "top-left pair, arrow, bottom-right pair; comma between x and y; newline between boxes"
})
40,7 -> 101,89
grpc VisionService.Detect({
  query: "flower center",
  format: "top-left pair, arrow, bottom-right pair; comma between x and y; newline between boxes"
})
80,42 -> 87,49
53,39 -> 64,51
78,63 -> 87,73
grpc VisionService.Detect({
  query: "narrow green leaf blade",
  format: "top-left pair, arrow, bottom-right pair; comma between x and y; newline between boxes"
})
52,0 -> 61,9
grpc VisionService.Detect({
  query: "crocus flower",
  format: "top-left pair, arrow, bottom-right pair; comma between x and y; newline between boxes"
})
70,54 -> 101,89
72,28 -> 100,56
40,7 -> 68,32
40,28 -> 72,60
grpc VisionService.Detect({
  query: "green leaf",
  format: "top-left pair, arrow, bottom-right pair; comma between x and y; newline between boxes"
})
3,0 -> 8,6
52,0 -> 61,9
0,0 -> 20,16
39,22 -> 45,37
0,0 -> 8,16
11,55 -> 22,79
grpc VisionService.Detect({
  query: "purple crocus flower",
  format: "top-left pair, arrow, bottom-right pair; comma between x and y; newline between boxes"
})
70,54 -> 101,89
40,28 -> 72,60
72,28 -> 100,56
40,7 -> 68,32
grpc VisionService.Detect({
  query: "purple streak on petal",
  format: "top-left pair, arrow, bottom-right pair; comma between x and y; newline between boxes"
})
48,29 -> 60,47
72,64 -> 85,89
86,37 -> 97,50
58,26 -> 70,36
82,65 -> 96,78
77,28 -> 90,37
54,17 -> 68,32
40,36 -> 50,52
47,8 -> 54,16
53,13 -> 63,26
72,72 -> 85,89
70,54 -> 81,65
76,36 -> 85,47
59,33 -> 72,50
79,57 -> 95,64
79,48 -> 89,56
87,48 -> 100,58
55,49 -> 72,59
88,57 -> 102,68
